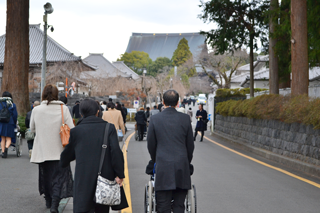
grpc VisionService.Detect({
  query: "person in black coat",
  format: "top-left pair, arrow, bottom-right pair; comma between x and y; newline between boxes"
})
72,101 -> 81,119
135,107 -> 147,141
194,104 -> 208,142
147,90 -> 194,213
25,101 -> 40,155
157,103 -> 163,112
60,99 -> 125,213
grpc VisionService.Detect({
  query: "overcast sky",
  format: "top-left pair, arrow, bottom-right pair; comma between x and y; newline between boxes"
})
0,0 -> 215,62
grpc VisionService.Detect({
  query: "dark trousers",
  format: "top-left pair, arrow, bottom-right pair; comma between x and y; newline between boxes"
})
156,189 -> 188,213
194,130 -> 204,141
27,140 -> 34,150
137,124 -> 146,141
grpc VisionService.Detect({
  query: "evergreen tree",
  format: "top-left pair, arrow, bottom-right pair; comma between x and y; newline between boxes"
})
149,57 -> 172,77
199,0 -> 269,97
2,0 -> 30,115
171,38 -> 193,67
117,51 -> 152,75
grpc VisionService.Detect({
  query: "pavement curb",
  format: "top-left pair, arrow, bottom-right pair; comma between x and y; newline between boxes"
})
211,131 -> 320,179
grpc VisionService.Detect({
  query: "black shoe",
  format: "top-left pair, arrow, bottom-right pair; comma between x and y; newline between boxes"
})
50,197 -> 60,213
200,139 -> 203,142
45,196 -> 52,209
2,148 -> 8,158
194,137 -> 196,141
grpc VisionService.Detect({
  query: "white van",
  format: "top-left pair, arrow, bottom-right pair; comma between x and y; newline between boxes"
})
197,94 -> 207,105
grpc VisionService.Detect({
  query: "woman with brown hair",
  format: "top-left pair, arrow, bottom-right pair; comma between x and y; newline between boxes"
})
30,84 -> 74,213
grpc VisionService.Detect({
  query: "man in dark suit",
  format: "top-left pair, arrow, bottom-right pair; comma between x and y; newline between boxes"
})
147,90 -> 194,213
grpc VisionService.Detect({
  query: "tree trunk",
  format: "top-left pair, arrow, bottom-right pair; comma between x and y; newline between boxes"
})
291,0 -> 309,95
2,0 -> 30,115
249,32 -> 254,98
269,0 -> 279,94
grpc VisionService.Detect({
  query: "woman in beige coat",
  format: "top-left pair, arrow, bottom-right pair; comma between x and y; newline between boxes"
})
30,85 -> 74,213
102,102 -> 125,136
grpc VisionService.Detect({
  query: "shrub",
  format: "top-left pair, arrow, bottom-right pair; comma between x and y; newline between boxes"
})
215,88 -> 268,98
216,94 -> 320,129
17,115 -> 26,134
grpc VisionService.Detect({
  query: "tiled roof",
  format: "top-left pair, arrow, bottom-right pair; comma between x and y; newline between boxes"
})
125,32 -> 206,61
112,61 -> 140,80
0,24 -> 95,69
81,54 -> 132,79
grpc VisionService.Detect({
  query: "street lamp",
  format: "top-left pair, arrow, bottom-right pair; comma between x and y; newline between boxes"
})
143,69 -> 147,108
41,2 -> 54,100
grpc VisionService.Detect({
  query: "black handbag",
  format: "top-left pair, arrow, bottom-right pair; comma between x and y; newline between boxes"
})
0,101 -> 11,123
111,186 -> 129,210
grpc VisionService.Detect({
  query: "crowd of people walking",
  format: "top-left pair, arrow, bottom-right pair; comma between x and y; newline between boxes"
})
0,84 -> 208,213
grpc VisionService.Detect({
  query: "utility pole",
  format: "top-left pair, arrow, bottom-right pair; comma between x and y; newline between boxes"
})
40,3 -> 54,100
291,0 -> 309,95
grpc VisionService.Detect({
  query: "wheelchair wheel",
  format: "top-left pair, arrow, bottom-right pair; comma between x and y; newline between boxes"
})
185,184 -> 196,213
15,132 -> 22,157
144,181 -> 154,213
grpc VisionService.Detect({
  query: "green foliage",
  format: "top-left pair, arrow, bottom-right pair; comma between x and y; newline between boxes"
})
269,0 -> 320,82
149,57 -> 172,76
171,38 -> 193,67
216,95 -> 320,129
17,115 -> 26,133
215,88 -> 268,98
307,0 -> 320,67
117,51 -> 152,74
199,0 -> 269,55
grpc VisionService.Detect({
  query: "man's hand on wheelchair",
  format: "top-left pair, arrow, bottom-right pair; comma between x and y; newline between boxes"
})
116,177 -> 123,187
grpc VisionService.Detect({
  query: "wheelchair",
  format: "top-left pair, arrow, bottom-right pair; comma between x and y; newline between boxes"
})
144,176 -> 197,213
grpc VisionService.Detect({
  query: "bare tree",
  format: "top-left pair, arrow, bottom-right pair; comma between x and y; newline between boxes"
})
2,0 -> 30,115
198,49 -> 247,89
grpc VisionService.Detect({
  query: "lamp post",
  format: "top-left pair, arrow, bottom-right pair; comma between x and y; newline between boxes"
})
40,2 -> 54,100
143,69 -> 147,108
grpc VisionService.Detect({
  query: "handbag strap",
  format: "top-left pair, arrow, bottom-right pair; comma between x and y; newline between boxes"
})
61,105 -> 65,125
98,123 -> 110,175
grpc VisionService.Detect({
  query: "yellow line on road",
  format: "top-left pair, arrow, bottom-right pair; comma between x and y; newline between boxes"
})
121,132 -> 135,213
204,135 -> 320,189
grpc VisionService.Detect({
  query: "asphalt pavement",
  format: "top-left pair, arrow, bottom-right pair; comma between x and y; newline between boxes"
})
127,104 -> 320,213
1,103 -> 320,212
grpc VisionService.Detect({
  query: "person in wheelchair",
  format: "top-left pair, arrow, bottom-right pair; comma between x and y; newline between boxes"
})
147,90 -> 194,213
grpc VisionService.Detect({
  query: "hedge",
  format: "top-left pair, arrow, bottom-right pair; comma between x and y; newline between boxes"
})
215,88 -> 268,98
216,94 -> 320,129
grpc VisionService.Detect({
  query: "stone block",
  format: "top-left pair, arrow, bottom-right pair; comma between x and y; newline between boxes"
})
299,124 -> 307,134
265,137 -> 271,146
291,143 -> 301,153
306,125 -> 316,135
261,128 -> 268,136
306,135 -> 314,146
290,123 -> 300,132
271,129 -> 280,139
301,145 -> 310,156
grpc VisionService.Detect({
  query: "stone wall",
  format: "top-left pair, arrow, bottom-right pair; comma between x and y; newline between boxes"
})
215,115 -> 320,166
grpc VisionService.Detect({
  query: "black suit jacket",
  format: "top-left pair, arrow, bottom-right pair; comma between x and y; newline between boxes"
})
147,107 -> 194,191
60,116 -> 124,212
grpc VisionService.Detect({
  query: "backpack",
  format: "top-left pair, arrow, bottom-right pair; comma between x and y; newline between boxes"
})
0,101 -> 11,123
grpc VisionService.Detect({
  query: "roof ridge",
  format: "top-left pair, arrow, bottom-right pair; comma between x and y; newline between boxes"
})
112,61 -> 139,77
33,25 -> 80,60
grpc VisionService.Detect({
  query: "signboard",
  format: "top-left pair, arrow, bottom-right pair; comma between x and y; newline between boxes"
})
134,100 -> 139,108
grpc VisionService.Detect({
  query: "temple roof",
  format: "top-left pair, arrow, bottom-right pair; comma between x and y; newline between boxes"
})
125,32 -> 206,61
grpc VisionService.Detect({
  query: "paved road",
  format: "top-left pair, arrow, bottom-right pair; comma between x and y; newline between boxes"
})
1,103 -> 320,213
127,104 -> 320,213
